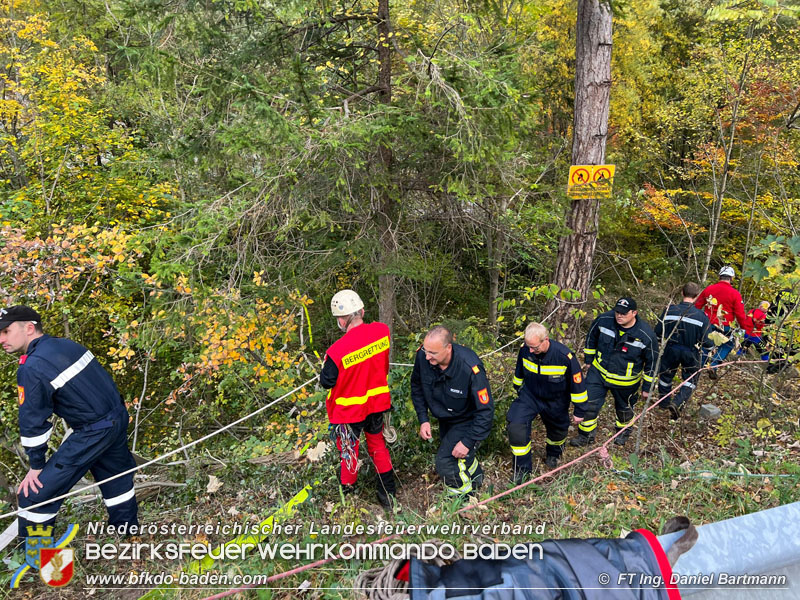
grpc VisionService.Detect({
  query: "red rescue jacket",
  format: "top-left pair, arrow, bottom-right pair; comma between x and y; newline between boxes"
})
324,322 -> 391,423
745,308 -> 767,337
694,281 -> 751,330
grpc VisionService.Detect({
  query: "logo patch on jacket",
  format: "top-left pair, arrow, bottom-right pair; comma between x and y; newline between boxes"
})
471,365 -> 480,374
573,372 -> 582,384
18,386 -> 25,406
477,388 -> 490,405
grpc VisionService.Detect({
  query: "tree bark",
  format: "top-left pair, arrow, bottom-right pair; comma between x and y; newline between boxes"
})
375,0 -> 396,349
546,0 -> 612,344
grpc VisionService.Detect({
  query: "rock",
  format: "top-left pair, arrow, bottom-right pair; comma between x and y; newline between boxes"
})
699,404 -> 721,420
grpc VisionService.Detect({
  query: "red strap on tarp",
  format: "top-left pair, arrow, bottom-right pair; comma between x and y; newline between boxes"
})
394,560 -> 410,582
635,528 -> 682,600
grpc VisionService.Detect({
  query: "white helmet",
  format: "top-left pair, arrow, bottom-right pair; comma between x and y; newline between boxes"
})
331,290 -> 364,316
719,266 -> 735,278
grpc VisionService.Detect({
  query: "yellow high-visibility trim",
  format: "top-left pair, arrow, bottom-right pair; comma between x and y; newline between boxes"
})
546,437 -> 567,446
446,459 -> 473,495
341,336 -> 390,369
584,348 -> 597,355
579,417 -> 598,432
467,459 -> 478,475
539,365 -> 567,376
334,385 -> 390,406
592,360 -> 642,386
642,373 -> 654,383
522,358 -> 538,373
510,443 -> 531,456
616,419 -> 634,428
571,391 -> 588,403
512,376 -> 523,386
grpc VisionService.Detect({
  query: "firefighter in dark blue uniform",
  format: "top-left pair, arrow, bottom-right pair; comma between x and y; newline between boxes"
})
655,283 -> 713,419
0,306 -> 138,534
411,326 -> 494,497
570,297 -> 657,447
507,322 -> 587,481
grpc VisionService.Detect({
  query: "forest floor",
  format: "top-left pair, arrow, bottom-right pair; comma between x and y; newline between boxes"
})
3,355 -> 800,600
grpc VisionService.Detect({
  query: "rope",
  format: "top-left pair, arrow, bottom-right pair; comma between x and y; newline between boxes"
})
353,540 -> 460,600
197,356 -> 783,600
0,376 -> 319,523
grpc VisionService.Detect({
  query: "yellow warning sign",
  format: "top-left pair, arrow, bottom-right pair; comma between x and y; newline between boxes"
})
567,164 -> 615,199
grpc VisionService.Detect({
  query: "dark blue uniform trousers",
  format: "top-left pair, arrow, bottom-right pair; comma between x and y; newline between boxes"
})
18,410 -> 138,534
434,420 -> 483,496
658,344 -> 701,411
507,392 -> 570,476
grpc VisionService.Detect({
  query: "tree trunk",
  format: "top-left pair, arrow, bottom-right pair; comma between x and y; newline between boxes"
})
487,197 -> 508,335
375,0 -> 396,350
546,0 -> 612,345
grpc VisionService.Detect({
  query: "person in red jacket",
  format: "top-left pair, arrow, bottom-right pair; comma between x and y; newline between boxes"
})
320,290 -> 397,509
694,266 -> 752,379
738,300 -> 770,360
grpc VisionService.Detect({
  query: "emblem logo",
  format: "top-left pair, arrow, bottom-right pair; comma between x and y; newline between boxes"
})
40,548 -> 74,587
477,388 -> 490,405
10,524 -> 79,589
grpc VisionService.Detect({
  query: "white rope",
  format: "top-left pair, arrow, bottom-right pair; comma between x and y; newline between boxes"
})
0,376 -> 319,523
1,301 -> 572,524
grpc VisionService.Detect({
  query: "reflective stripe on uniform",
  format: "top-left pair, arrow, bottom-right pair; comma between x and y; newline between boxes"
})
522,359 -> 566,376
584,348 -> 597,355
659,378 -> 673,387
103,488 -> 136,507
21,426 -> 53,448
664,315 -> 705,328
512,376 -> 523,386
539,365 -> 567,376
599,327 -> 616,338
333,385 -> 390,407
579,417 -> 598,432
446,459 -> 473,495
628,340 -> 646,349
571,390 -> 588,403
592,360 -> 642,386
546,437 -> 566,446
616,418 -> 634,428
18,509 -> 58,523
510,443 -> 531,456
50,351 -> 94,390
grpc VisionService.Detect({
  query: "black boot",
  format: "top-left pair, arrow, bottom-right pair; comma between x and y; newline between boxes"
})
613,427 -> 632,446
376,470 -> 398,511
569,431 -> 595,447
545,455 -> 560,469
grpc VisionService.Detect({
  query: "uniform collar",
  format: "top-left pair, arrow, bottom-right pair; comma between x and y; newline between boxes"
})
25,334 -> 48,355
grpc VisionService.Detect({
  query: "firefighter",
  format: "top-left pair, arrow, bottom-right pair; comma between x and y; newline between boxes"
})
655,283 -> 713,419
0,306 -> 138,534
694,266 -> 751,379
320,290 -> 396,510
411,326 -> 494,497
570,297 -> 657,447
507,322 -> 587,482
766,288 -> 800,374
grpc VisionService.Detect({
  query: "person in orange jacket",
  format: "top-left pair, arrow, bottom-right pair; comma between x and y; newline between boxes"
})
320,290 -> 396,509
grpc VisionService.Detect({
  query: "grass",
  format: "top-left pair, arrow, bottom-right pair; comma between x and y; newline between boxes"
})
2,360 -> 799,599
